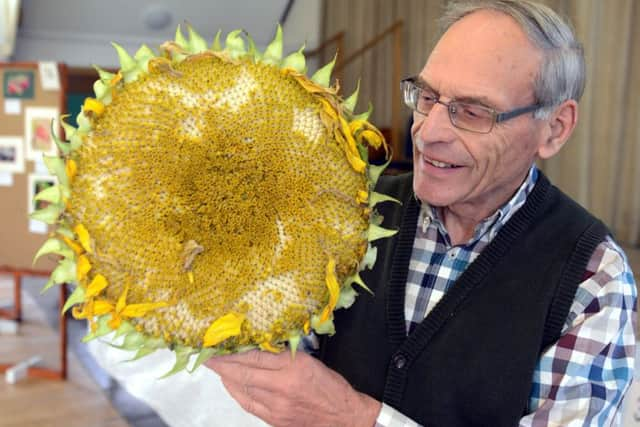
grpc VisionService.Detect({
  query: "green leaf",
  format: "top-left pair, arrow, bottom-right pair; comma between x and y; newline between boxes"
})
111,42 -> 137,72
211,29 -> 222,51
69,131 -> 85,151
288,334 -> 301,358
347,272 -> 373,295
43,155 -> 68,186
62,285 -> 85,314
187,25 -> 208,53
76,110 -> 91,132
352,101 -> 373,121
34,184 -> 62,204
369,191 -> 401,207
368,223 -> 398,242
134,44 -> 156,71
245,33 -> 261,62
33,237 -> 74,265
29,203 -> 63,225
159,345 -> 195,378
56,225 -> 74,239
121,331 -> 145,350
174,25 -> 188,48
311,54 -> 337,87
310,314 -> 335,336
59,115 -> 76,140
336,284 -> 357,309
188,347 -> 217,373
82,315 -> 113,342
225,29 -> 246,58
114,320 -> 136,338
50,119 -> 71,156
127,337 -> 166,361
93,80 -> 111,103
343,79 -> 360,113
368,156 -> 392,186
360,244 -> 377,270
93,65 -> 115,82
282,44 -> 306,73
262,24 -> 283,65
51,258 -> 76,285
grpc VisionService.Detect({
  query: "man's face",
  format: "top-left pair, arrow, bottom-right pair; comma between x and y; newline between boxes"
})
412,10 -> 547,217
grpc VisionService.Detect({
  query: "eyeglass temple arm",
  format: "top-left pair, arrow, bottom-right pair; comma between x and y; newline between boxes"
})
495,104 -> 540,122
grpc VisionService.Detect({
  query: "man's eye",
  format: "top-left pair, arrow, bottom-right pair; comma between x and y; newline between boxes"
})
459,104 -> 490,119
420,93 -> 437,102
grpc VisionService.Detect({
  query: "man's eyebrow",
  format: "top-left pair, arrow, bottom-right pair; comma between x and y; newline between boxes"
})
415,76 -> 496,109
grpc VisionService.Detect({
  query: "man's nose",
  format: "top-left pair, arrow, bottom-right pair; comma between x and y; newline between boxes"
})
415,101 -> 452,141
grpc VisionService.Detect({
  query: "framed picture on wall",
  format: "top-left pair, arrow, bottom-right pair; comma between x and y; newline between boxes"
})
0,136 -> 25,173
27,173 -> 58,214
3,69 -> 35,99
24,107 -> 59,160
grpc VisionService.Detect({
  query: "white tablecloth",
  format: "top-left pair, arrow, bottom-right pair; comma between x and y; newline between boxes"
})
87,338 -> 268,427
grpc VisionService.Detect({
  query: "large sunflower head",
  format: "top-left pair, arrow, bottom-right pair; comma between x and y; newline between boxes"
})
32,25 -> 397,375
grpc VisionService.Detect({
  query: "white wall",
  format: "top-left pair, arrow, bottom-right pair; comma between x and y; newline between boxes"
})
12,0 -> 322,69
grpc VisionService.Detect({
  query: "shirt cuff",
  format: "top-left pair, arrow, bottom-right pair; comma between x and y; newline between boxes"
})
375,403 -> 421,427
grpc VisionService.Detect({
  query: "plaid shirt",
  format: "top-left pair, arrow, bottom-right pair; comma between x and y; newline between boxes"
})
376,166 -> 637,427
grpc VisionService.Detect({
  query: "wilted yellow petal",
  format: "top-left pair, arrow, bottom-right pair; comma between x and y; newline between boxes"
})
71,304 -> 89,319
303,319 -> 311,335
259,341 -> 281,353
61,235 -> 83,255
115,284 -> 129,314
121,301 -> 168,318
108,314 -> 122,330
348,119 -> 367,134
83,98 -> 105,116
320,258 -> 340,322
73,224 -> 93,254
93,300 -> 114,315
203,312 -> 245,347
76,254 -> 92,282
356,190 -> 368,204
86,274 -> 108,298
65,159 -> 78,182
110,71 -> 123,87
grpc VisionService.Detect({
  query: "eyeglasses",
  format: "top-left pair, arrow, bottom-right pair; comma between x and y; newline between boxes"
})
401,77 -> 541,134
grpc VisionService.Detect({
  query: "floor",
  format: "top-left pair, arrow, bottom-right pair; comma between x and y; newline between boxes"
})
0,275 -> 168,427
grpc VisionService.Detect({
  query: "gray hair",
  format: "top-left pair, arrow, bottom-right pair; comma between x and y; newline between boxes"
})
440,0 -> 585,119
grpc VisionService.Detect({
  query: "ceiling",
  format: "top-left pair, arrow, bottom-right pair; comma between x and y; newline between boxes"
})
12,0 -> 322,67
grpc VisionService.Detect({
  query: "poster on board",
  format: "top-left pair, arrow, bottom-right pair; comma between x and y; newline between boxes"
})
24,107 -> 59,161
0,136 -> 25,173
27,173 -> 58,234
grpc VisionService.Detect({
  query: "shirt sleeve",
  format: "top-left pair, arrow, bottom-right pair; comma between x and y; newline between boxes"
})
520,237 -> 637,426
375,403 -> 422,427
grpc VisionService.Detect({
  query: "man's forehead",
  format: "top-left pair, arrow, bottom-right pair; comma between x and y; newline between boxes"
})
420,10 -> 540,104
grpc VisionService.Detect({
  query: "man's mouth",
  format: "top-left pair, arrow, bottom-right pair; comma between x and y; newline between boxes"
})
424,156 -> 461,169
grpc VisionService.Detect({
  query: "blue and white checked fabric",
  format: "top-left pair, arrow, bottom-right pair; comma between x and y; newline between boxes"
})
376,165 -> 637,426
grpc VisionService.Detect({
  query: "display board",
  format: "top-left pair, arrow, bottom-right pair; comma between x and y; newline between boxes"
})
0,62 -> 67,271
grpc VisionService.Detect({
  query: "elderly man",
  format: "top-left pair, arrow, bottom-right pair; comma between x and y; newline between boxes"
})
207,1 -> 636,426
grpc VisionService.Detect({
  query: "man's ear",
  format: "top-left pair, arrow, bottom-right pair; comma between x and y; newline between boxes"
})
537,99 -> 578,159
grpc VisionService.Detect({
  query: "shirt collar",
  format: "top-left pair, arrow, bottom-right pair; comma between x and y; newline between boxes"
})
419,165 -> 539,246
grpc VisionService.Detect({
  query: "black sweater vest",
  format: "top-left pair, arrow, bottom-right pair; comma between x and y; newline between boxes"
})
318,172 -> 608,427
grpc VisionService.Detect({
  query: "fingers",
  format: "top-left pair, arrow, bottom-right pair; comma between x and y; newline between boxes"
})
220,377 -> 275,422
206,349 -> 291,370
208,354 -> 288,392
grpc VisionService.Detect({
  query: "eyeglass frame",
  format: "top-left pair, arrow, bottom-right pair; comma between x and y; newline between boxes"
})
401,77 -> 541,134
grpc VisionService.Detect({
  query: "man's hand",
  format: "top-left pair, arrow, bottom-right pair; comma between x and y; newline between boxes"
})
205,350 -> 381,427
